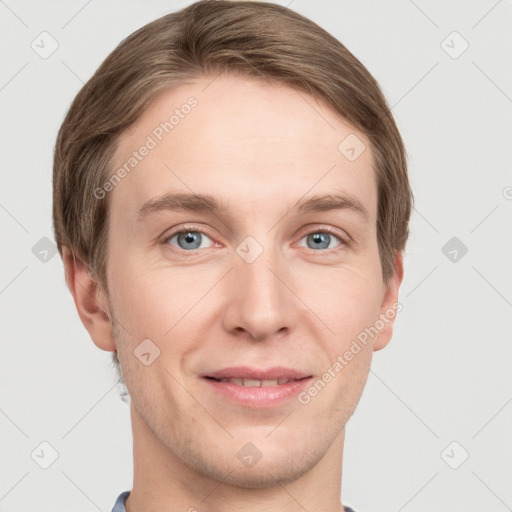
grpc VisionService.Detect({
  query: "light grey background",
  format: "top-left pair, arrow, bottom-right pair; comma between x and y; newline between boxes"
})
1,1 -> 511,511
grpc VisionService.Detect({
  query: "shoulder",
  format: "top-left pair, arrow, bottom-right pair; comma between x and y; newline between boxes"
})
111,490 -> 130,512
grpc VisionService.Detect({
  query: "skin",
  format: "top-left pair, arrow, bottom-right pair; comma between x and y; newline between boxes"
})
63,74 -> 403,512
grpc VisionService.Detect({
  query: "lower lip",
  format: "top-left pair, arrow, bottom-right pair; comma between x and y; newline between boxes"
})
202,377 -> 313,408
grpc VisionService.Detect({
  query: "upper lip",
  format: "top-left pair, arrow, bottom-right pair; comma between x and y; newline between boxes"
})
204,366 -> 312,380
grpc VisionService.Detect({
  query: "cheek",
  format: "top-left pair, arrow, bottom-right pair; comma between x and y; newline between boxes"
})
296,265 -> 384,344
108,255 -> 216,345
108,264 -> 201,401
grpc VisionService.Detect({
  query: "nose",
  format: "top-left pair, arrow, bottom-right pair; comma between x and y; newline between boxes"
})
221,241 -> 298,342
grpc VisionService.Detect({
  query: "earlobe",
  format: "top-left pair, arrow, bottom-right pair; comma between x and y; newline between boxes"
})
62,246 -> 116,352
373,252 -> 404,352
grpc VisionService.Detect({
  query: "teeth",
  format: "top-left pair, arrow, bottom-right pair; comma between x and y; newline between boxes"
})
244,379 -> 262,387
218,378 -> 294,387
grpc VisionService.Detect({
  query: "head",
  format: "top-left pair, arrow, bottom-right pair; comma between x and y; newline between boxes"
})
53,0 -> 411,488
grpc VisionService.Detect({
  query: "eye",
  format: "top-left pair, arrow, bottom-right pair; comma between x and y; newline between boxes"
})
297,229 -> 343,251
165,229 -> 215,251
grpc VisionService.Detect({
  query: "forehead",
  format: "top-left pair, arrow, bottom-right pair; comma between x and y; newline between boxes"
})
110,74 -> 377,222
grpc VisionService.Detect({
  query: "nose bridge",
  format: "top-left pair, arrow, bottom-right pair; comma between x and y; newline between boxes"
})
222,235 -> 296,340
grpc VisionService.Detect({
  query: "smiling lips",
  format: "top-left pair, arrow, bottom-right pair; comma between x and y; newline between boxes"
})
205,366 -> 311,384
212,377 -> 299,387
202,366 -> 313,407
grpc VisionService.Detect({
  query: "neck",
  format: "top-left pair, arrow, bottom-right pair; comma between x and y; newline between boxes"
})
125,403 -> 347,512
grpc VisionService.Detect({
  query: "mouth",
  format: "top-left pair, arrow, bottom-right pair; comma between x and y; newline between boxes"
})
201,366 -> 313,408
204,376 -> 309,387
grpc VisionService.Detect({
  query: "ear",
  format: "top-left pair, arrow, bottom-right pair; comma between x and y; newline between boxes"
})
61,246 -> 116,352
373,252 -> 404,352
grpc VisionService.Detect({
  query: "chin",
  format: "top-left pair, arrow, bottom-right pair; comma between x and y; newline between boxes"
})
182,439 -> 327,489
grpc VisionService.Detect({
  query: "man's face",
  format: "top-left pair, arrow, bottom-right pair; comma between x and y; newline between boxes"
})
100,74 -> 400,487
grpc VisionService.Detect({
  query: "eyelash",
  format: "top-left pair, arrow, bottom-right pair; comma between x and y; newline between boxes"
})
162,224 -> 348,254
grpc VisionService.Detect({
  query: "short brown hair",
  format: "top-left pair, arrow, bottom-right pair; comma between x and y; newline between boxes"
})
53,0 -> 411,291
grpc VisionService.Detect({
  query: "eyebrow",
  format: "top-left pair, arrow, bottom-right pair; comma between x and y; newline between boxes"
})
296,193 -> 369,220
136,192 -> 369,221
136,193 -> 229,221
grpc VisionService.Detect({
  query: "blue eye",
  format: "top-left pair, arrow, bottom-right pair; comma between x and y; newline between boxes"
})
166,230 -> 214,251
299,231 -> 342,251
163,227 -> 344,254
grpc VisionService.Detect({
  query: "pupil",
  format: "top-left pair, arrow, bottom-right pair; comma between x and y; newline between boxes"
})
309,233 -> 329,250
178,231 -> 201,249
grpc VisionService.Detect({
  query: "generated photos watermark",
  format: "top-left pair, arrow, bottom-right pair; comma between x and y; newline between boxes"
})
93,96 -> 198,199
298,301 -> 402,405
